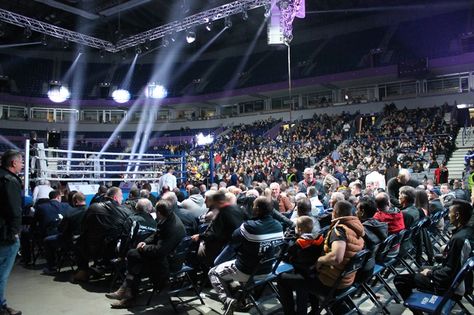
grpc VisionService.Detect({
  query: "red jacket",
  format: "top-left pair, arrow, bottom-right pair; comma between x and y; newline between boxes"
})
373,208 -> 405,234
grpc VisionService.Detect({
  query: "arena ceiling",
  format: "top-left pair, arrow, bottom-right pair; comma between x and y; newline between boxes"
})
0,0 -> 467,55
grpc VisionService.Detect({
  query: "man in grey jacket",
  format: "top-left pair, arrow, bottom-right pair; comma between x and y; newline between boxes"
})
180,187 -> 207,218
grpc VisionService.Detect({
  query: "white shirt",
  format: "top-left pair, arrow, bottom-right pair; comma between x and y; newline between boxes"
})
365,171 -> 386,190
32,184 -> 54,204
158,172 -> 177,192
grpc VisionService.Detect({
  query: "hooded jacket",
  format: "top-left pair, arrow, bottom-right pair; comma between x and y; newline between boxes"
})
287,233 -> 324,278
180,194 -> 207,218
319,216 -> 365,289
373,207 -> 405,234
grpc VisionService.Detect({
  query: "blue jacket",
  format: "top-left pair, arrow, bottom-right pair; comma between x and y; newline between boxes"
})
231,215 -> 284,275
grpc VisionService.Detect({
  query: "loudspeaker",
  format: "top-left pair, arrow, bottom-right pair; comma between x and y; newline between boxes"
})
47,131 -> 61,148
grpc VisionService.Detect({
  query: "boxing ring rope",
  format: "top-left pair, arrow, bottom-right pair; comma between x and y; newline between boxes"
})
25,140 -> 187,194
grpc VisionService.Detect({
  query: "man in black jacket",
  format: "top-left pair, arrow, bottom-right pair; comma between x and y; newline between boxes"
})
106,199 -> 185,308
0,150 -> 23,315
192,191 -> 245,267
387,169 -> 420,208
73,187 -> 132,282
394,199 -> 474,313
208,196 -> 283,315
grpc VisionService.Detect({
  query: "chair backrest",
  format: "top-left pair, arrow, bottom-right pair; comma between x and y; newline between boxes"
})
169,236 -> 193,262
429,211 -> 443,226
435,257 -> 474,313
339,249 -> 371,278
375,234 -> 397,263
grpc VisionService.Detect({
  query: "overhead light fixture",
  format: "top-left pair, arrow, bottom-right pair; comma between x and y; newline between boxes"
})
62,38 -> 69,49
112,89 -> 131,103
145,83 -> 167,99
121,50 -> 127,60
24,27 -> 32,39
241,9 -> 248,21
186,30 -> 196,44
41,34 -> 48,46
135,46 -> 142,54
48,85 -> 70,103
224,17 -> 232,29
205,22 -> 212,31
143,39 -> 150,51
99,49 -> 105,58
162,38 -> 169,48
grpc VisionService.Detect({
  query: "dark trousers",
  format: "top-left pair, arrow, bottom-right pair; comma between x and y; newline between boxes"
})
43,234 -> 60,269
75,237 -> 115,270
277,273 -> 353,315
394,273 -> 435,300
277,273 -> 318,315
125,249 -> 170,295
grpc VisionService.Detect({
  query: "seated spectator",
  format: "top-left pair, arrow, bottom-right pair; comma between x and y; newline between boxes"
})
394,200 -> 474,311
124,187 -> 140,211
355,197 -> 388,280
307,186 -> 324,217
20,190 -> 70,265
278,216 -> 324,315
290,198 -> 321,234
106,200 -> 186,308
373,192 -> 405,258
129,199 -> 157,241
452,179 -> 469,201
387,169 -> 420,208
191,191 -> 245,268
270,182 -> 293,213
277,200 -> 365,314
162,192 -> 197,236
43,192 -> 87,274
208,197 -> 283,314
73,187 -> 133,282
32,179 -> 53,206
141,182 -> 157,206
180,187 -> 207,218
90,185 -> 107,205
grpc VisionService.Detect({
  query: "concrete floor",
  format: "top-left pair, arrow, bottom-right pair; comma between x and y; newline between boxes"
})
4,260 -> 472,315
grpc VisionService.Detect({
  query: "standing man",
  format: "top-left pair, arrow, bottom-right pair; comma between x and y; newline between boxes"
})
158,167 -> 177,193
0,150 -> 23,315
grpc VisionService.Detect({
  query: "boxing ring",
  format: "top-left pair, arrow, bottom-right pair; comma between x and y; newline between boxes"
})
24,139 -> 186,196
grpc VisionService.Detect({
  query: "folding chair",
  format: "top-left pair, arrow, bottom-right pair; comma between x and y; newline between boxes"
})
147,236 -> 204,313
230,240 -> 293,315
405,257 -> 474,314
312,249 -> 371,315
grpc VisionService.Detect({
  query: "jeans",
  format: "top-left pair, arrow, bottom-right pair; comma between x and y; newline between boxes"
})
0,238 -> 20,306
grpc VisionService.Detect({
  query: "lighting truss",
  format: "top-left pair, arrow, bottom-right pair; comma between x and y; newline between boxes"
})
0,0 -> 302,52
114,0 -> 269,51
0,8 -> 115,51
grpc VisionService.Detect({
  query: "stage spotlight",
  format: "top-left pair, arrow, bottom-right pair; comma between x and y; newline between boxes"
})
196,133 -> 214,146
135,46 -> 142,55
121,50 -> 127,60
186,30 -> 196,44
48,85 -> 70,103
99,49 -> 105,58
24,27 -> 32,39
162,38 -> 169,47
63,38 -> 69,49
205,22 -> 212,31
145,83 -> 167,99
112,89 -> 130,103
143,39 -> 150,51
242,10 -> 248,21
224,17 -> 232,28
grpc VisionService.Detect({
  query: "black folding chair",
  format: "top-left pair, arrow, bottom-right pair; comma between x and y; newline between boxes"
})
146,236 -> 204,313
